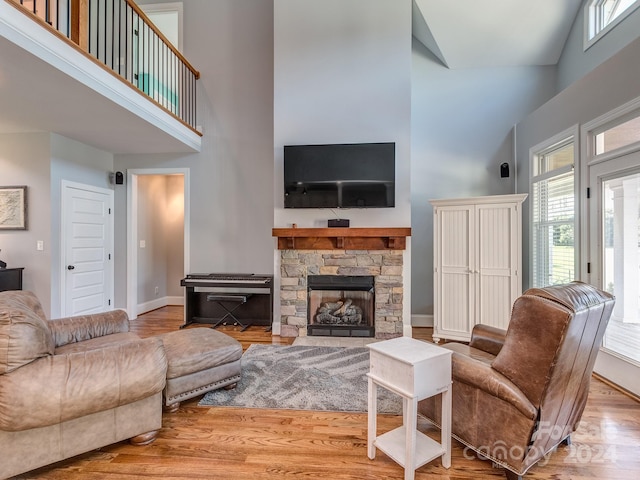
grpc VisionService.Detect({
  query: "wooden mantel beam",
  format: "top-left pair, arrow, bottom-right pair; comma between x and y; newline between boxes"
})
272,227 -> 411,251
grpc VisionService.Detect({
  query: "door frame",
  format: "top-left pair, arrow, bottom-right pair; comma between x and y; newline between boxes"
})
587,152 -> 640,397
60,180 -> 114,317
126,168 -> 190,319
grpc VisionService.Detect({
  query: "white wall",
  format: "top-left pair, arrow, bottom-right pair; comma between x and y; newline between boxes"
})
0,133 -> 52,313
410,39 -> 557,316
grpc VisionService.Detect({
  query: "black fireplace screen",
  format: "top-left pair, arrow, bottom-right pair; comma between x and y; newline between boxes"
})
307,275 -> 374,337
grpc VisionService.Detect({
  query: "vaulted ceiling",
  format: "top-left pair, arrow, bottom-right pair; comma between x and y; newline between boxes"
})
1,1 -> 585,153
412,0 -> 583,69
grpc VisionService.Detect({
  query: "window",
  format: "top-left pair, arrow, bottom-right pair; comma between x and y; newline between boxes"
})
585,0 -> 640,48
594,114 -> 640,156
531,139 -> 577,288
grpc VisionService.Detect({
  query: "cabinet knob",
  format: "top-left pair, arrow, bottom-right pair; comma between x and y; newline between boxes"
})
67,265 -> 75,270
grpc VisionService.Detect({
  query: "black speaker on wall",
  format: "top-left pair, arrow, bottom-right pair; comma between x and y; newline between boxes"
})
115,171 -> 124,184
500,162 -> 510,178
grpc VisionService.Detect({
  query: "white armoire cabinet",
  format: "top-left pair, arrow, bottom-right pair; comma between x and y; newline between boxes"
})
430,194 -> 527,343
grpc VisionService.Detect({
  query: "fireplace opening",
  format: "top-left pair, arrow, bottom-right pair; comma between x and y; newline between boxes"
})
307,275 -> 374,337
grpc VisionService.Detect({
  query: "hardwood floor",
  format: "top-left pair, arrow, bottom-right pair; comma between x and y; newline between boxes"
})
16,306 -> 640,479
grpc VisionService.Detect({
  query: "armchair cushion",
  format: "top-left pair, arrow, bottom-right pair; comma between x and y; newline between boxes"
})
468,324 -> 507,356
0,292 -> 54,374
450,346 -> 536,420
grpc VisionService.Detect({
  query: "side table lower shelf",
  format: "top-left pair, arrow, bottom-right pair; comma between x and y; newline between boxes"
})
374,426 -> 446,470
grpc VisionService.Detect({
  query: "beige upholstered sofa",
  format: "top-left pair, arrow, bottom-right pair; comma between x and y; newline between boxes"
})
0,291 -> 168,479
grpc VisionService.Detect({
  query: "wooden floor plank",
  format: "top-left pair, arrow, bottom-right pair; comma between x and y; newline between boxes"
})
14,305 -> 640,479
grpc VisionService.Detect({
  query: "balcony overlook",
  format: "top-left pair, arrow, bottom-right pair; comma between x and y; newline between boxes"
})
0,0 -> 201,153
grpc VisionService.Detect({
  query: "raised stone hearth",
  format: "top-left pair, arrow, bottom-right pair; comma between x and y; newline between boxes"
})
279,249 -> 404,338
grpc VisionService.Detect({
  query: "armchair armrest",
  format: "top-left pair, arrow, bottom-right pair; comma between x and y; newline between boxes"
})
0,336 -> 166,432
469,324 -> 507,356
47,309 -> 130,348
453,352 -> 536,420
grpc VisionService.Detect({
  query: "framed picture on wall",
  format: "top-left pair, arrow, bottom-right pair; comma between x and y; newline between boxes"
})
0,186 -> 28,230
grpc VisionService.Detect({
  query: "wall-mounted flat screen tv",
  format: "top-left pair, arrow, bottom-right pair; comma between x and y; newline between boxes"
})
284,142 -> 395,208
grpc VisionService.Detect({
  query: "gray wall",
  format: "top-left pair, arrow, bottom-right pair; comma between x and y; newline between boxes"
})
410,39 -> 557,316
0,133 -> 52,313
557,0 -> 640,92
0,133 -> 113,317
272,0 -> 413,332
273,0 -> 412,230
115,0 -> 275,309
516,36 -> 640,288
50,134 -> 114,317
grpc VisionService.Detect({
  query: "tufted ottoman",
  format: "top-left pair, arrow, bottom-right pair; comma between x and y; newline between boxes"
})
158,328 -> 242,412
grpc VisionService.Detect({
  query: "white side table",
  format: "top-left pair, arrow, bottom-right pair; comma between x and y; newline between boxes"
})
367,337 -> 452,480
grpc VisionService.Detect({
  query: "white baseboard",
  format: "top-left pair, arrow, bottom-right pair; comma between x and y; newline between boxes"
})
166,295 -> 184,306
137,296 -> 184,315
412,314 -> 434,327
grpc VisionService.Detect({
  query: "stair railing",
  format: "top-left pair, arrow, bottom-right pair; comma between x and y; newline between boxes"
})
8,0 -> 199,131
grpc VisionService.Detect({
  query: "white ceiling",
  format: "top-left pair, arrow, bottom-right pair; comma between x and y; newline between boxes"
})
413,0 -> 583,69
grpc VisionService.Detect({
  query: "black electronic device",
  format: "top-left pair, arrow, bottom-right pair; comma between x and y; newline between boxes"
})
284,142 -> 395,209
328,219 -> 350,228
500,162 -> 510,178
115,171 -> 124,184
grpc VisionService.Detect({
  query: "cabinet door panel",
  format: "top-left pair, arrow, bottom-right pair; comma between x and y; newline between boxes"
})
440,272 -> 473,334
436,206 -> 474,340
476,203 -> 518,328
477,274 -> 512,330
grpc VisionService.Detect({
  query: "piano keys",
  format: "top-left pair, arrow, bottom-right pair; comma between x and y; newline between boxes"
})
180,273 -> 274,330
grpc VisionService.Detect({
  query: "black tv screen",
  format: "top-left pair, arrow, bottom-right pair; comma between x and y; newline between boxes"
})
284,142 -> 395,208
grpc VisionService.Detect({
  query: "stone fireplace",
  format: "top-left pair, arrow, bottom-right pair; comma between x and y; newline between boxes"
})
273,227 -> 410,338
307,274 -> 375,337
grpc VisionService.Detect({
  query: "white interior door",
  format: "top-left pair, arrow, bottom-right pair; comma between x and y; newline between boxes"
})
589,152 -> 640,396
62,182 -> 113,316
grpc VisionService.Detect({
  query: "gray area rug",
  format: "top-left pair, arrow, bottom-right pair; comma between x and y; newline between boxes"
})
199,344 -> 402,414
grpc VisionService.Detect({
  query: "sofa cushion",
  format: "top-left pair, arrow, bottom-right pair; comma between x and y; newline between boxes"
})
0,291 -> 54,374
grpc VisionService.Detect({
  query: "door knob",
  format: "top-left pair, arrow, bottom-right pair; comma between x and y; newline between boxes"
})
67,265 -> 75,270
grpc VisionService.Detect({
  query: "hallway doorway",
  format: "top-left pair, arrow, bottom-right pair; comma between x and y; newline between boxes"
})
127,168 -> 190,318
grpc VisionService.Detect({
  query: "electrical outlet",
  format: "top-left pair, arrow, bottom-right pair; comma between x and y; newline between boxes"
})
140,240 -> 146,248
155,286 -> 159,296
36,240 -> 44,251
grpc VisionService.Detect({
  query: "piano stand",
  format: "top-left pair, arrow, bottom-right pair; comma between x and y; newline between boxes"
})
181,273 -> 273,330
204,294 -> 252,332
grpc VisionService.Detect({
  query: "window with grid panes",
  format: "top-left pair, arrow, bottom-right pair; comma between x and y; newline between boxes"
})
531,141 -> 576,287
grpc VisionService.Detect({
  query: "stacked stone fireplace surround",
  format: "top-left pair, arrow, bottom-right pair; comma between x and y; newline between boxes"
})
279,249 -> 404,338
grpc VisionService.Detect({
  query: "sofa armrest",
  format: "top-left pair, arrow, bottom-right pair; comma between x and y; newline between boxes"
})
47,309 -> 130,347
0,336 -> 166,432
452,351 -> 537,420
469,324 -> 507,356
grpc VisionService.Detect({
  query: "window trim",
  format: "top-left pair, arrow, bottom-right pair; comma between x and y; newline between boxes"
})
529,125 -> 580,287
584,0 -> 640,51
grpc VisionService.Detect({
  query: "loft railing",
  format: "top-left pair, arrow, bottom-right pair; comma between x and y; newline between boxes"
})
8,0 -> 199,130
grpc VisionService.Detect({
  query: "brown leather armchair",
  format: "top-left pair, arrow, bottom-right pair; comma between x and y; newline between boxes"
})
418,281 -> 614,479
0,291 -> 168,479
